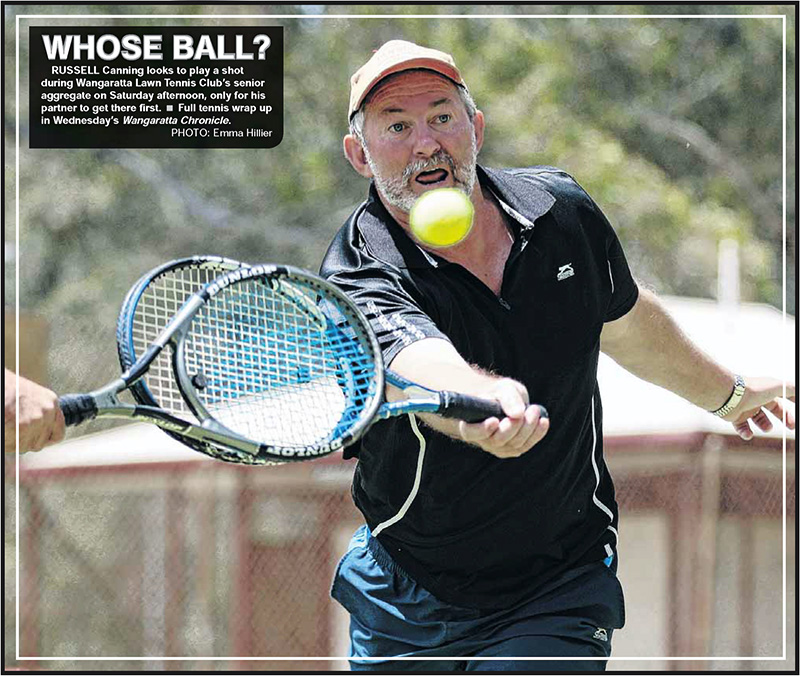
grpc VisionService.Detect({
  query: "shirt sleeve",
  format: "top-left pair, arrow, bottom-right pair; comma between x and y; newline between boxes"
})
603,221 -> 639,321
584,195 -> 639,322
324,262 -> 451,367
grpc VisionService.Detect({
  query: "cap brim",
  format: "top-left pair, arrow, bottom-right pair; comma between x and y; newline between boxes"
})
350,58 -> 464,119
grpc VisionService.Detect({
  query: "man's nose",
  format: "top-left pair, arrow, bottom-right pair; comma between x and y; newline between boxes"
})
412,125 -> 441,157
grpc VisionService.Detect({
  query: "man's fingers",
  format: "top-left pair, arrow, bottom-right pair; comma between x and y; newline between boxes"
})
734,419 -> 754,441
459,417 -> 500,443
27,413 -> 52,453
495,387 -> 526,419
492,415 -> 525,446
460,405 -> 549,458
51,406 -> 67,444
750,408 -> 773,433
732,399 -> 796,441
495,406 -> 549,457
507,405 -> 548,450
764,399 -> 796,430
505,407 -> 538,450
45,406 -> 67,447
527,405 -> 550,447
19,425 -> 44,453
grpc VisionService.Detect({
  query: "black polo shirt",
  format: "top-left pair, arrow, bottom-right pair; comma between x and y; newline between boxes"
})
320,165 -> 639,610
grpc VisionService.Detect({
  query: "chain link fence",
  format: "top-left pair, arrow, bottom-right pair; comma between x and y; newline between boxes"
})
4,429 -> 794,671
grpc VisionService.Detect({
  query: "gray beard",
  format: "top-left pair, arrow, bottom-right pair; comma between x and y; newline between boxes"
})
365,135 -> 479,214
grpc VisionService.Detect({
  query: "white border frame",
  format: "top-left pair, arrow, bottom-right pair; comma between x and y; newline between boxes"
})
12,8 -> 791,665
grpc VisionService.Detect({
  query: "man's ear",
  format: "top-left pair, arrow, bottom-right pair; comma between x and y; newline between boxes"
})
343,134 -> 374,179
473,110 -> 486,154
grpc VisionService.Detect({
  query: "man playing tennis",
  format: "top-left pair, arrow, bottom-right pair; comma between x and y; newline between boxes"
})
320,40 -> 795,671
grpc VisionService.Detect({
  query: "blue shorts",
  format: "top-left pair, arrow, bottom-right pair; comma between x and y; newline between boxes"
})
331,525 -> 625,672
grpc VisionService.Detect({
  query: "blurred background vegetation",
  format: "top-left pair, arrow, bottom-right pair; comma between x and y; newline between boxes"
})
4,4 -> 796,433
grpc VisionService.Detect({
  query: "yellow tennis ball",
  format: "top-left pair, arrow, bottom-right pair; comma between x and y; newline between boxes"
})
409,188 -> 474,248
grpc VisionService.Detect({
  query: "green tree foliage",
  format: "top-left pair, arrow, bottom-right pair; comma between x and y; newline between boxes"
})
3,4 -> 794,403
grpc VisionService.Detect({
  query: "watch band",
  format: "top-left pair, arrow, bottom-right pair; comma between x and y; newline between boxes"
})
711,374 -> 746,417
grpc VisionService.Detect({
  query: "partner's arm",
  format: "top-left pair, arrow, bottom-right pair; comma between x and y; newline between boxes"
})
4,369 -> 66,453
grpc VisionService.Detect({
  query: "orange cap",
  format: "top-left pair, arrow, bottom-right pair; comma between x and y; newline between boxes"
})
348,40 -> 465,120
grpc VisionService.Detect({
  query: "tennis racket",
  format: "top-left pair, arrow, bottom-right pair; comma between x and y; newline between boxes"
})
59,262 -> 507,464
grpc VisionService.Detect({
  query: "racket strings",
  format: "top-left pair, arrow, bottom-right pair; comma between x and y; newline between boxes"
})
183,277 -> 378,451
131,266 -> 227,418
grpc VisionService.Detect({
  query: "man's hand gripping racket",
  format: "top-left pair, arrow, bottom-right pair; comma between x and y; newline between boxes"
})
58,258 -> 514,464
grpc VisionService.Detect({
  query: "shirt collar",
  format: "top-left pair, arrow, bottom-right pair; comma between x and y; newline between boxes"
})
478,165 -> 555,232
357,165 -> 556,270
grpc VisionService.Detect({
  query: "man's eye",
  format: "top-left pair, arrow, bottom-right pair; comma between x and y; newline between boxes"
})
389,123 -> 406,133
436,114 -> 451,124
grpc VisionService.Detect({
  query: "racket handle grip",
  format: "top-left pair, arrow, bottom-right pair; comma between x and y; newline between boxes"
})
59,394 -> 98,427
440,393 -> 550,424
439,393 -> 506,423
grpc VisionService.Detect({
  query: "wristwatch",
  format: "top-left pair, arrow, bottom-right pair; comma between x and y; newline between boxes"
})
711,374 -> 746,417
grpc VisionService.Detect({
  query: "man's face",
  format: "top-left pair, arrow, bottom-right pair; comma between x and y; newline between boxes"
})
358,71 -> 482,213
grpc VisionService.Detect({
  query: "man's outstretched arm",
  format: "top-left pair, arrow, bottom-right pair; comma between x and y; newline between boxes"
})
388,338 -> 549,458
600,286 -> 795,440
